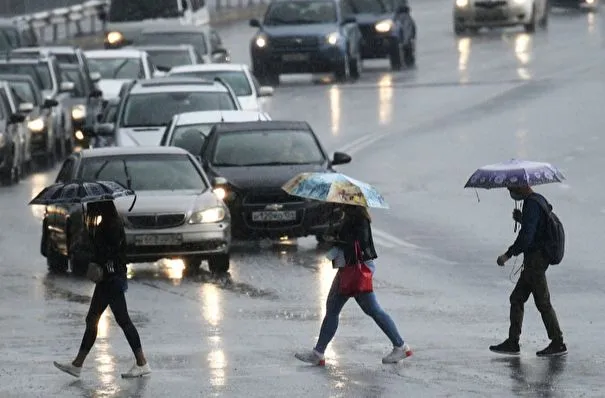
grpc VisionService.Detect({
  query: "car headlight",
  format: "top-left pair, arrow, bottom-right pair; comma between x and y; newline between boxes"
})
456,0 -> 469,7
326,32 -> 341,45
28,117 -> 45,132
71,105 -> 86,120
255,34 -> 268,48
213,187 -> 227,200
375,20 -> 393,33
188,207 -> 226,224
106,31 -> 124,44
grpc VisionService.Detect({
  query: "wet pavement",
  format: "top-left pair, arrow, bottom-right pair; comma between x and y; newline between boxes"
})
2,3 -> 605,397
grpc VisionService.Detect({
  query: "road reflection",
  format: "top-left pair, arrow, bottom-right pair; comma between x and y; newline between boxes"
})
377,74 -> 393,125
587,11 -> 596,35
514,33 -> 532,80
329,85 -> 341,135
200,283 -> 226,388
317,258 -> 338,363
30,172 -> 52,220
515,129 -> 528,158
127,259 -> 185,286
492,356 -> 567,396
94,309 -> 118,393
457,37 -> 471,84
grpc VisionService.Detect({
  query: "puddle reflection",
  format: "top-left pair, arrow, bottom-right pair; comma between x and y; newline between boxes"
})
95,309 -> 117,392
377,74 -> 393,125
492,356 -> 567,397
201,283 -> 226,388
514,33 -> 532,80
317,258 -> 338,363
587,11 -> 596,34
329,85 -> 341,135
457,37 -> 471,84
30,172 -> 52,219
127,259 -> 185,286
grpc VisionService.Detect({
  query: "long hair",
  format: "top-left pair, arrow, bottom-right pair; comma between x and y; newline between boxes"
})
343,204 -> 372,223
85,200 -> 123,242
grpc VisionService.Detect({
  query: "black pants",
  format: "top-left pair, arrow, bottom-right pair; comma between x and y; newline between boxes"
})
508,251 -> 563,343
79,277 -> 142,355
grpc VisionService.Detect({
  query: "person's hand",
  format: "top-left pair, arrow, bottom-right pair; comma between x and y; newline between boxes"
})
497,254 -> 510,266
512,209 -> 523,223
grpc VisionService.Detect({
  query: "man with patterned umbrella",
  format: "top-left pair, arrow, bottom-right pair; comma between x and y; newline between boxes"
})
465,159 -> 568,357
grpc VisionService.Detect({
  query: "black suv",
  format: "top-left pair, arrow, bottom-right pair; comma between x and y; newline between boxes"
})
198,121 -> 351,240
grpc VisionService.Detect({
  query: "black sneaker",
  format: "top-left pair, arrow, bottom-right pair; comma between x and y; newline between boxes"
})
536,341 -> 567,357
489,339 -> 520,355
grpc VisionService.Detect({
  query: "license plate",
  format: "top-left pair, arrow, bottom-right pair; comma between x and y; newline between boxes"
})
134,234 -> 182,246
282,53 -> 309,62
481,10 -> 506,20
252,211 -> 297,222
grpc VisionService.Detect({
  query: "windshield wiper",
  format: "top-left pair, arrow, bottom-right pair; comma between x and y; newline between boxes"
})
93,160 -> 109,179
112,59 -> 130,78
122,159 -> 132,189
212,162 -> 244,167
240,161 -> 309,166
132,127 -> 162,131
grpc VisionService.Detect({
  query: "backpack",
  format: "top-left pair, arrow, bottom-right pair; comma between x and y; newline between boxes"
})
529,194 -> 565,265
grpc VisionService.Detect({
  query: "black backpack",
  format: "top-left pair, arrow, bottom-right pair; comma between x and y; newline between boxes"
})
529,194 -> 565,265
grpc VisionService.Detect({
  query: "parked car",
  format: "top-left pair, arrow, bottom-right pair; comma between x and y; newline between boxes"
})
453,0 -> 548,34
198,121 -> 351,240
160,110 -> 272,156
0,18 -> 38,50
0,73 -> 59,169
0,80 -> 27,184
41,146 -> 231,274
94,76 -> 242,146
131,44 -> 202,71
84,49 -> 154,100
249,0 -> 363,85
168,64 -> 274,111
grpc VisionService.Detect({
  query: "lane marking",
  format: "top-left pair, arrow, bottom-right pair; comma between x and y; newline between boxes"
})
372,228 -> 419,249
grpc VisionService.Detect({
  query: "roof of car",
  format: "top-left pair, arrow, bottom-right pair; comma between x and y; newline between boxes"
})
12,46 -> 78,54
141,25 -> 207,34
80,146 -> 189,158
84,49 -> 146,58
174,110 -> 270,125
0,56 -> 50,64
130,44 -> 194,51
170,64 -> 247,74
211,121 -> 311,133
129,76 -> 227,94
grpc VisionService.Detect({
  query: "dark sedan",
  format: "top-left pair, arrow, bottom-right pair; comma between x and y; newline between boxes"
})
198,121 -> 351,240
549,0 -> 599,10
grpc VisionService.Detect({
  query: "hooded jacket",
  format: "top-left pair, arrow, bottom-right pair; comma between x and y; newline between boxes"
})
91,217 -> 128,280
334,213 -> 378,265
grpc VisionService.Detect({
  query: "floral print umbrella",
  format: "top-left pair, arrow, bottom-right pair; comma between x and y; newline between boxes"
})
464,159 -> 566,189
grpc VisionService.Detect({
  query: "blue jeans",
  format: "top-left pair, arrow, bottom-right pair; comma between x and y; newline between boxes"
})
314,261 -> 405,354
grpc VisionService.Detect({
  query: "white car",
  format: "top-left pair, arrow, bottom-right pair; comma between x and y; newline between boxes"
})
131,45 -> 202,72
159,110 -> 272,156
453,0 -> 549,35
84,49 -> 155,99
168,64 -> 273,112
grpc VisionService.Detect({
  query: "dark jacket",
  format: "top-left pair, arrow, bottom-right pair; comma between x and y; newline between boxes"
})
92,219 -> 128,280
505,193 -> 548,258
334,214 -> 378,264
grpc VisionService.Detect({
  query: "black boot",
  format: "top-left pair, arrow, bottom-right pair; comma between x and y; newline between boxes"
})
489,339 -> 520,355
536,341 -> 567,357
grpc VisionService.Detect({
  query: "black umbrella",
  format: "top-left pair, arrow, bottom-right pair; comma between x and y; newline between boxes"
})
28,180 -> 136,210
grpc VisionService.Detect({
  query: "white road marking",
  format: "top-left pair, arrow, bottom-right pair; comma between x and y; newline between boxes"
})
372,228 -> 419,249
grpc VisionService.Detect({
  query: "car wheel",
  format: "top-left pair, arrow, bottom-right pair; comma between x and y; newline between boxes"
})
454,23 -> 466,35
45,238 -> 68,274
389,38 -> 404,71
183,255 -> 203,271
334,52 -> 350,82
349,48 -> 362,80
403,38 -> 416,67
524,5 -> 537,33
253,64 -> 279,86
539,3 -> 549,27
208,253 -> 230,274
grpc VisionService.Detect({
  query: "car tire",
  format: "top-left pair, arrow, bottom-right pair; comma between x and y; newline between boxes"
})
349,48 -> 362,80
454,23 -> 466,35
524,5 -> 537,33
183,255 -> 203,271
45,237 -> 68,274
253,64 -> 279,86
539,3 -> 549,28
389,38 -> 404,71
208,253 -> 230,274
403,38 -> 416,67
334,52 -> 350,82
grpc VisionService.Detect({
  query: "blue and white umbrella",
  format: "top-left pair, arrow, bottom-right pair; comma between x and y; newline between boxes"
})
464,159 -> 565,189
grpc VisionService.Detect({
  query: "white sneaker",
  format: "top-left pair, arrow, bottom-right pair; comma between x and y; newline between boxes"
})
121,362 -> 151,378
382,344 -> 413,364
53,361 -> 81,377
294,349 -> 326,366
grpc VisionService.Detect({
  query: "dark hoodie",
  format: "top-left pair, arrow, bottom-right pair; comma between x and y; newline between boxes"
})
334,208 -> 378,265
92,217 -> 128,280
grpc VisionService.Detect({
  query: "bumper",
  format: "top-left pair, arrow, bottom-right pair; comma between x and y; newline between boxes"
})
453,3 -> 533,27
252,46 -> 346,75
124,223 -> 231,262
29,130 -> 51,156
550,0 -> 598,7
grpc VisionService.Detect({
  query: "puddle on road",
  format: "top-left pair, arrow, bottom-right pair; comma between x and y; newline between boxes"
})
41,274 -> 91,304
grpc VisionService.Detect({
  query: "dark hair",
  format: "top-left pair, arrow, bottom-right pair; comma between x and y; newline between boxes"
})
85,200 -> 123,239
343,204 -> 371,222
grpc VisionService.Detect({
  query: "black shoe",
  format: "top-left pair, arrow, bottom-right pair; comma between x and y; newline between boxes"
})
489,339 -> 520,355
536,341 -> 567,357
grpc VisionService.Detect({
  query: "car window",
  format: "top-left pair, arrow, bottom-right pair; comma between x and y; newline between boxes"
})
137,33 -> 208,54
210,30 -> 222,50
264,1 -> 338,25
0,95 -> 6,119
61,69 -> 86,97
103,104 -> 119,123
145,50 -> 194,69
79,155 -> 208,191
8,81 -> 39,105
212,129 -> 325,166
0,27 -> 20,48
170,70 -> 252,96
108,0 -> 180,22
121,92 -> 237,127
56,158 -> 75,182
170,123 -> 212,154
0,64 -> 52,91
54,54 -> 79,64
87,57 -> 145,79
345,0 -> 392,14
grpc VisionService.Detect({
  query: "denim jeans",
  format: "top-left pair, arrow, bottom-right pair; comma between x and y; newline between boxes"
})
314,261 -> 405,353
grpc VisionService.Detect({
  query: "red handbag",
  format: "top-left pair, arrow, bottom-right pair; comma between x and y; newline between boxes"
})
338,241 -> 373,297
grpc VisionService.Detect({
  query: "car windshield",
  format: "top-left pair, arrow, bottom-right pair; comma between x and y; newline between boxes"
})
122,92 -> 237,127
212,129 -> 325,166
8,80 -> 39,105
0,27 -> 19,48
137,33 -> 207,54
345,0 -> 392,13
264,1 -> 337,25
61,69 -> 86,97
108,0 -> 180,22
145,50 -> 194,70
0,63 -> 53,91
87,57 -> 145,79
171,70 -> 252,96
170,123 -> 213,154
79,154 -> 207,191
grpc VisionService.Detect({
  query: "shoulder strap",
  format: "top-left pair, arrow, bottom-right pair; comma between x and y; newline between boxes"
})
527,193 -> 551,215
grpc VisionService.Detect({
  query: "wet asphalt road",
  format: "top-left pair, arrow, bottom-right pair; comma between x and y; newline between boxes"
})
2,3 -> 605,397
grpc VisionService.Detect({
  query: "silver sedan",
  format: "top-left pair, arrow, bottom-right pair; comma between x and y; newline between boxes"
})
453,0 -> 549,35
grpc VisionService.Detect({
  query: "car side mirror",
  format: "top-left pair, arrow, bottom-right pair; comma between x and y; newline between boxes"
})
18,102 -> 34,113
43,98 -> 58,108
249,18 -> 261,28
213,176 -> 227,187
331,151 -> 351,165
341,16 -> 357,25
94,122 -> 115,136
9,113 -> 26,124
60,81 -> 75,93
258,86 -> 274,97
397,5 -> 410,13
211,48 -> 229,63
90,89 -> 103,98
89,71 -> 102,82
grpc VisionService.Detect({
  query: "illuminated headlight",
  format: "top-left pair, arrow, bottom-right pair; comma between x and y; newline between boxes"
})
213,187 -> 227,200
71,105 -> 86,120
456,0 -> 469,7
106,31 -> 124,44
375,20 -> 393,32
188,207 -> 226,224
255,34 -> 267,48
326,32 -> 341,45
75,130 -> 84,141
28,117 -> 45,132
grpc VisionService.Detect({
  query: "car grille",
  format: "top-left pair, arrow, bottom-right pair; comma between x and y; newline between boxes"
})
359,24 -> 378,38
127,214 -> 186,229
243,190 -> 305,205
475,1 -> 507,7
271,36 -> 320,51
